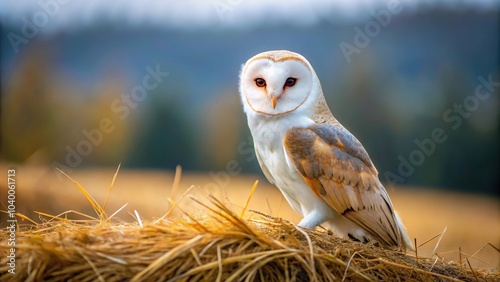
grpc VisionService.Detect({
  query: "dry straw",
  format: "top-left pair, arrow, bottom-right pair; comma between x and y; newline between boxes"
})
1,167 -> 498,281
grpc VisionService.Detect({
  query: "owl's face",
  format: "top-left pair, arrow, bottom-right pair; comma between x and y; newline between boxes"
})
239,50 -> 319,116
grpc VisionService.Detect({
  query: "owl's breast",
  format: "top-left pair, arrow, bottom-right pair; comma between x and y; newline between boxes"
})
249,115 -> 323,215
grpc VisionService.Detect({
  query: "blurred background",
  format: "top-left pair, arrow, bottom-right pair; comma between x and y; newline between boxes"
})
0,0 -> 499,268
1,0 -> 499,194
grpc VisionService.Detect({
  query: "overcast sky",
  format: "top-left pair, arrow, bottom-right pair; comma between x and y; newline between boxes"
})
1,0 -> 498,34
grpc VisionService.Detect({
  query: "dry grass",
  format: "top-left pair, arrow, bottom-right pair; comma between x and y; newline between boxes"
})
1,196 -> 498,282
3,164 -> 497,268
0,167 -> 498,281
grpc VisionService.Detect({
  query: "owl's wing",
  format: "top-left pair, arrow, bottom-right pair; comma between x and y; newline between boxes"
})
283,123 -> 406,248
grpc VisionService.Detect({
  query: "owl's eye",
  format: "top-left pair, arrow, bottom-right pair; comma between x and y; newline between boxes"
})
285,77 -> 297,87
255,78 -> 266,87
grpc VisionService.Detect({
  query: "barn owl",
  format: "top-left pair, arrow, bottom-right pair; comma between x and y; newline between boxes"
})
239,50 -> 413,251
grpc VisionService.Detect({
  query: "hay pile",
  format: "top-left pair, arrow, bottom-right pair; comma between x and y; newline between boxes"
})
1,193 -> 498,282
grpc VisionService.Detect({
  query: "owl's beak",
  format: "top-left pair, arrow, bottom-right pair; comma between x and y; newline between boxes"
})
271,96 -> 278,109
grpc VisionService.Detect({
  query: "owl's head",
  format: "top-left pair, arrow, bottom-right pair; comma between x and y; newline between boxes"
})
239,50 -> 322,117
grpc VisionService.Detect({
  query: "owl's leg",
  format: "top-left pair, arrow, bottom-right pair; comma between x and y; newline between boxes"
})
297,210 -> 328,229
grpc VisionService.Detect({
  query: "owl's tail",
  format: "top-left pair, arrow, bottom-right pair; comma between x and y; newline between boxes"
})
394,211 -> 415,252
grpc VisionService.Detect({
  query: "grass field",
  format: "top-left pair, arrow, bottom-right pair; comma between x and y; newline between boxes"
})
1,165 -> 498,270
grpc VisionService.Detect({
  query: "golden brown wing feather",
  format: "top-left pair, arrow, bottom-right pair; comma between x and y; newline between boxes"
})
284,123 -> 404,247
